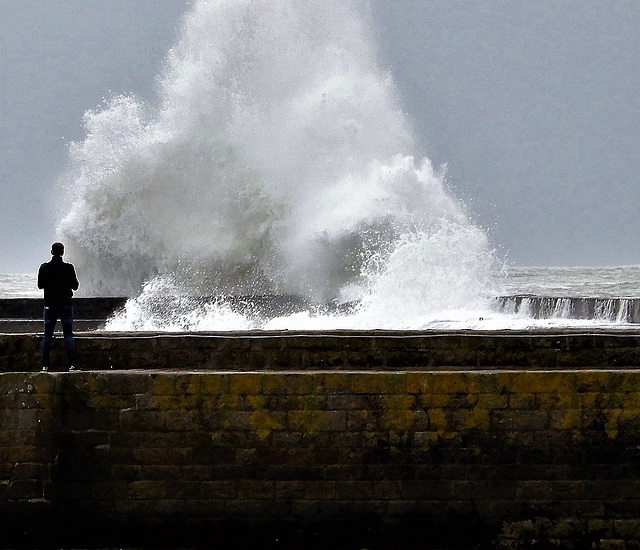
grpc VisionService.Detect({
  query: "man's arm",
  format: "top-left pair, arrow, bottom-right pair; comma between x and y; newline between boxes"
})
37,264 -> 46,289
70,265 -> 79,291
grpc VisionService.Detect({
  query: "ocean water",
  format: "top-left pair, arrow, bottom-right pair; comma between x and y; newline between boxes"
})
6,266 -> 640,330
11,265 -> 640,300
0,273 -> 41,298
499,265 -> 640,299
18,0 -> 637,332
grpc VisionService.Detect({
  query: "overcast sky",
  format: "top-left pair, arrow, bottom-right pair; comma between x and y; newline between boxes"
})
2,0 -> 639,272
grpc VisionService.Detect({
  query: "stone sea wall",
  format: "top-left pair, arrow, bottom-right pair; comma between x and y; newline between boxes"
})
4,329 -> 640,373
2,330 -> 640,548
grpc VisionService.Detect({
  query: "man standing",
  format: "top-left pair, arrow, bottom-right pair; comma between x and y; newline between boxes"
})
38,242 -> 79,371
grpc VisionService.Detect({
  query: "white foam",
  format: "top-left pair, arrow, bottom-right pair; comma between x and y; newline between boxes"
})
57,0 -> 500,330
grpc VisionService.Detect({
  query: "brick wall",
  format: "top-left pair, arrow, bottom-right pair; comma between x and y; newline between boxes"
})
2,360 -> 640,547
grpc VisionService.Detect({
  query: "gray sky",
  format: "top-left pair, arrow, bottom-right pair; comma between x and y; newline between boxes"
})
2,0 -> 639,272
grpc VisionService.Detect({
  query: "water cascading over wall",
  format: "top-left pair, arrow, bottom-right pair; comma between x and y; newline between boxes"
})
495,296 -> 640,324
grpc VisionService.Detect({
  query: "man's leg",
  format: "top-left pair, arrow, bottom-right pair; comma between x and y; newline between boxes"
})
41,307 -> 57,371
60,306 -> 77,369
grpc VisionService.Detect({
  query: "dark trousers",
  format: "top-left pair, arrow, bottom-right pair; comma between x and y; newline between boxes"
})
42,305 -> 76,369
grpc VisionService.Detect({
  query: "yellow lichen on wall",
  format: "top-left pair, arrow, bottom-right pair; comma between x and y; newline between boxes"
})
379,395 -> 415,432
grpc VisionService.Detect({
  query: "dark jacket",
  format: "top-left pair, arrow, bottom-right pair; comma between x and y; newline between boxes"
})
38,256 -> 79,307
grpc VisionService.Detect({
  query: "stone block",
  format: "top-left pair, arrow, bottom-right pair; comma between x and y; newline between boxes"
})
8,479 -> 42,500
139,465 -> 181,481
373,480 -> 403,500
198,374 -> 229,395
402,480 -> 449,500
119,409 -> 164,432
350,372 -> 407,395
262,373 -> 315,395
229,373 -> 263,395
166,446 -> 195,465
127,480 -> 168,500
612,519 -> 640,538
94,372 -> 154,395
275,480 -> 304,499
223,410 -> 252,430
516,480 -> 550,499
345,410 -> 374,432
304,481 -> 336,500
163,410 -> 196,432
287,410 -> 346,434
336,481 -> 374,500
90,481 -> 127,500
549,480 -> 586,499
7,445 -> 40,463
264,464 -> 298,481
164,480 -> 202,499
131,447 -> 170,465
318,411 -> 348,432
314,372 -> 355,394
266,394 -> 303,411
109,464 -> 141,481
12,462 -> 49,480
271,431 -> 303,448
237,480 -> 276,500
326,394 -> 370,410
0,481 -> 8,499
492,410 -> 550,431
324,464 -> 365,481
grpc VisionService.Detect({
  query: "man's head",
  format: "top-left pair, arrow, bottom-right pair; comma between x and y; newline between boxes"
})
51,242 -> 64,257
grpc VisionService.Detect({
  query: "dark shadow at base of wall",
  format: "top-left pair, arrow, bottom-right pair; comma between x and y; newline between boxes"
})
2,515 -> 502,550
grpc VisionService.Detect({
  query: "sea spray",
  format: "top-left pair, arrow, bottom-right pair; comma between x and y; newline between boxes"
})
104,276 -> 252,331
58,0 -> 499,330
352,221 -> 498,328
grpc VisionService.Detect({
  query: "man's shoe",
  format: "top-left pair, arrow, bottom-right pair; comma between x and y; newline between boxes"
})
68,365 -> 77,371
41,365 -> 49,372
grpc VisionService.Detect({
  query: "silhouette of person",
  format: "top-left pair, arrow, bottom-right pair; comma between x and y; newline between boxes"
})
38,242 -> 79,371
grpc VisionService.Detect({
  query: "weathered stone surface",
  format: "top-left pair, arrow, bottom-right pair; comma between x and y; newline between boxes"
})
2,334 -> 640,547
4,329 -> 640,372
